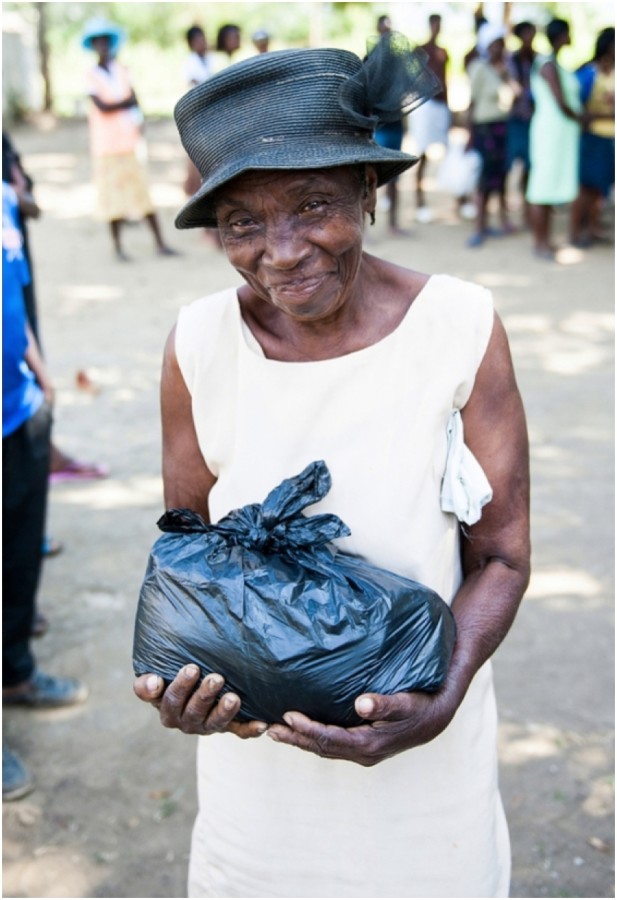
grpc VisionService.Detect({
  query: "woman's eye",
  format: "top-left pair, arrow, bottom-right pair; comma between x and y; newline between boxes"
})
302,199 -> 327,213
228,216 -> 257,231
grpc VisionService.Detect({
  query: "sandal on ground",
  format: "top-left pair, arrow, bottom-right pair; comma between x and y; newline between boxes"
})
533,247 -> 556,261
466,233 -> 485,248
49,459 -> 109,485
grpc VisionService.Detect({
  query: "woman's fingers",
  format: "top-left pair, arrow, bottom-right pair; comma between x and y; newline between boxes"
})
134,667 -> 268,738
133,673 -> 165,705
227,719 -> 269,739
268,712 -> 372,761
354,691 -> 417,722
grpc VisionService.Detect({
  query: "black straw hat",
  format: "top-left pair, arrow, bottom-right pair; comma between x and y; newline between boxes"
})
174,39 -> 440,229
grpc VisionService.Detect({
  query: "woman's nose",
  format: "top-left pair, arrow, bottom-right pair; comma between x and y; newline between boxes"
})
263,219 -> 311,269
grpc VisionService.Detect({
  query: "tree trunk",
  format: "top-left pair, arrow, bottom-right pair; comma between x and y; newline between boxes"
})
36,2 -> 52,112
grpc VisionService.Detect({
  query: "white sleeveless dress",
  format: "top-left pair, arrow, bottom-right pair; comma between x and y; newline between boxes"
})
175,274 -> 510,898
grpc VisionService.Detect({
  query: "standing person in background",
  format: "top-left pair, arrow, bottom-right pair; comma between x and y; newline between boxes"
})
183,25 -> 213,197
506,22 -> 537,228
570,27 -> 615,248
459,12 -> 489,220
216,24 -> 241,65
372,16 -> 407,235
526,18 -> 582,259
252,30 -> 270,55
2,133 -> 41,344
412,13 -> 451,223
185,25 -> 212,88
466,23 -> 519,247
3,181 -> 88,801
82,17 -> 177,262
2,132 -> 108,573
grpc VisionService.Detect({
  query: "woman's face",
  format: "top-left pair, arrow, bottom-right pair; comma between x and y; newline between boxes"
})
224,28 -> 241,53
91,35 -> 112,62
214,167 -> 377,323
192,31 -> 207,56
488,38 -> 505,63
553,28 -> 571,51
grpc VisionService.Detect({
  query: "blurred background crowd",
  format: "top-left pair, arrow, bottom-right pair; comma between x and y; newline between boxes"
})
3,1 -> 614,259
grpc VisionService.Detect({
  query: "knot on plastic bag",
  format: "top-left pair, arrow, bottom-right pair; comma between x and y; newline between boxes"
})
236,518 -> 297,551
237,512 -> 280,551
158,461 -> 351,554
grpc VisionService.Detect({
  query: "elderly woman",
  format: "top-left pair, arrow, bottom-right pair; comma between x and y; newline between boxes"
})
134,41 -> 530,899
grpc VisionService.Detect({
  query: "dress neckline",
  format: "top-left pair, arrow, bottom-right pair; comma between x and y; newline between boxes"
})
237,274 -> 437,365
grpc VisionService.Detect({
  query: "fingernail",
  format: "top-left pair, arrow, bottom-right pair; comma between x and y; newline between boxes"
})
267,730 -> 280,741
184,665 -> 199,679
146,675 -> 160,693
206,674 -> 223,690
356,697 -> 374,716
282,713 -> 295,727
223,694 -> 237,710
256,723 -> 268,734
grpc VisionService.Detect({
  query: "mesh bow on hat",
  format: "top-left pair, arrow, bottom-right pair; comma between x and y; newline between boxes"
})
174,36 -> 440,229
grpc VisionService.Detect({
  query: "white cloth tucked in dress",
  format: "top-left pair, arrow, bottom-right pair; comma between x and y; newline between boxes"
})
441,408 -> 493,525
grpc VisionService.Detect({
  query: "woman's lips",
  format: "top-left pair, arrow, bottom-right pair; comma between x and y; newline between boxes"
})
267,274 -> 328,300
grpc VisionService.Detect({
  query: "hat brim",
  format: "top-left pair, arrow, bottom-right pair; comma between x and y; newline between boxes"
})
175,139 -> 418,229
81,28 -> 125,54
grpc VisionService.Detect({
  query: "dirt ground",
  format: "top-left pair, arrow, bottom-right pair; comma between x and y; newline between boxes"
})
2,117 -> 614,899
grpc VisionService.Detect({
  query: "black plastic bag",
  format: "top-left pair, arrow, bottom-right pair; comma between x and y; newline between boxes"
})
133,460 -> 456,727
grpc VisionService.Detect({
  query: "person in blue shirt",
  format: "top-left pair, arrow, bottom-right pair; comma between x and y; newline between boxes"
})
569,27 -> 615,246
2,182 -> 88,801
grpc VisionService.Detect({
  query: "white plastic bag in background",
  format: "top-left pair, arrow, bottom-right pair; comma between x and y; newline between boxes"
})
438,143 -> 482,198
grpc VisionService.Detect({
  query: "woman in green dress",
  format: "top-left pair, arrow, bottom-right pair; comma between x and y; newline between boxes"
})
526,18 -> 583,258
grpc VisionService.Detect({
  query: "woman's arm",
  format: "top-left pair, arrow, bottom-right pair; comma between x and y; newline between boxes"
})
25,324 -> 54,405
133,326 -> 267,738
439,313 -> 530,707
495,59 -> 523,99
466,61 -> 480,134
9,161 -> 40,219
540,60 -> 582,121
159,326 -> 215,519
267,313 -> 530,765
89,89 -> 138,114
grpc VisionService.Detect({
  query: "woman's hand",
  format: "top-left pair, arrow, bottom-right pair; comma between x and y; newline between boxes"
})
24,325 -> 54,404
266,687 -> 458,767
133,665 -> 268,739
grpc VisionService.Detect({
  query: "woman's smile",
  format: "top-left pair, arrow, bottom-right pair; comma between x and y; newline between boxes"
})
264,271 -> 334,306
